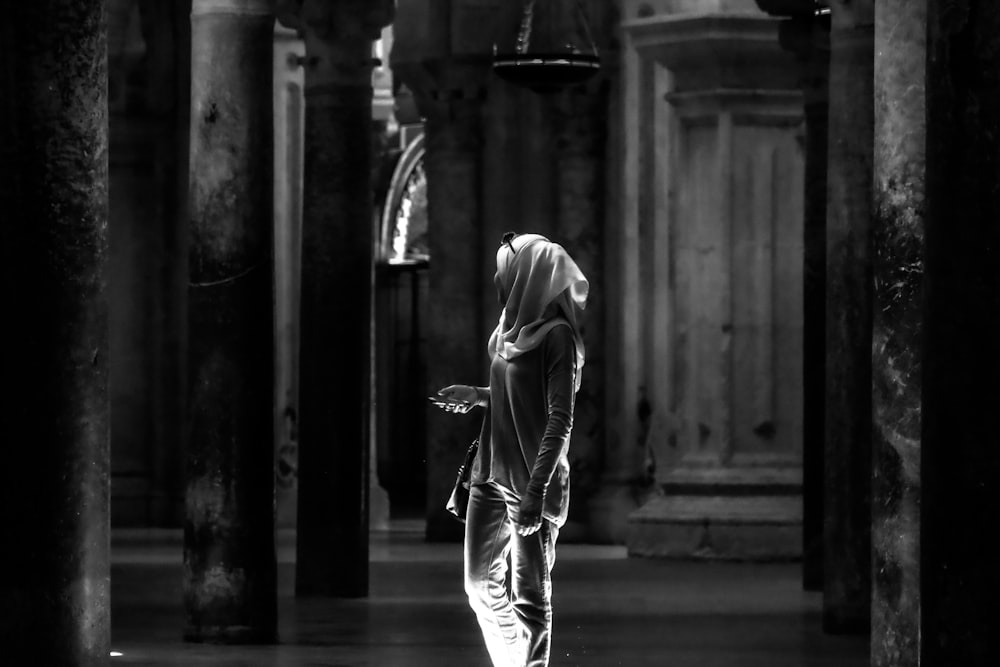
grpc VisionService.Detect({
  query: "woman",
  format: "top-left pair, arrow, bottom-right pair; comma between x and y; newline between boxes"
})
434,232 -> 588,667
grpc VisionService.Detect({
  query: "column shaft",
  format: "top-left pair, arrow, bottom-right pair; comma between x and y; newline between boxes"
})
184,0 -> 277,642
776,14 -> 831,593
823,0 -> 873,634
291,0 -> 392,595
553,86 -> 608,531
139,0 -> 191,526
872,1 -> 925,663
272,26 -> 305,529
0,2 -> 111,663
594,33 -> 651,544
801,91 -> 828,592
923,0 -> 1000,662
422,84 -> 488,542
295,84 -> 374,596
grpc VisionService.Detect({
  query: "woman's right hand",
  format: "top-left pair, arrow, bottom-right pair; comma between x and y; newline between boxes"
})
430,384 -> 480,414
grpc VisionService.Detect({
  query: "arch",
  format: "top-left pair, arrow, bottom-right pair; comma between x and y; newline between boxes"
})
379,131 -> 427,264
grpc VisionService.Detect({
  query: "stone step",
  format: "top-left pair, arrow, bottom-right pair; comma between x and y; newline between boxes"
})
626,494 -> 802,561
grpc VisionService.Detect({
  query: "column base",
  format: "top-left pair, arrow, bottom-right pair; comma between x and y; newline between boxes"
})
626,489 -> 802,560
276,485 -> 297,529
370,477 -> 390,531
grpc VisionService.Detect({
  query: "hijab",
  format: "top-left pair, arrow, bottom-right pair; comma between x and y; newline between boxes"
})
488,233 -> 589,390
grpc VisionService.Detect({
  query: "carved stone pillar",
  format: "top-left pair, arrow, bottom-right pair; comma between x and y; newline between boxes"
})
622,6 -> 806,560
824,0 -> 873,635
0,3 -> 111,662
280,0 -> 393,597
184,0 -> 277,642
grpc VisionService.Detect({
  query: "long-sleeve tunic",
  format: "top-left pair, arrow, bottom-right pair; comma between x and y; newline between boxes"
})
470,322 -> 577,527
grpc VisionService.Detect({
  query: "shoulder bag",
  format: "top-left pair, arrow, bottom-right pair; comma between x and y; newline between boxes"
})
445,438 -> 479,522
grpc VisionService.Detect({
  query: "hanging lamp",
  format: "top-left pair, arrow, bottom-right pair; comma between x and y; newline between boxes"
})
492,0 -> 600,93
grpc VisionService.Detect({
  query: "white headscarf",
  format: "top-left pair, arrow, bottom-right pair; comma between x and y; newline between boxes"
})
488,233 -> 589,390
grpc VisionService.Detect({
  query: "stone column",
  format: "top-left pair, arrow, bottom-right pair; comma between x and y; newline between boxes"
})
184,0 -> 277,642
593,23 -> 660,544
922,1 -> 1000,663
622,8 -> 806,561
544,85 -> 610,536
413,64 -> 490,542
108,0 -> 191,526
546,0 -> 616,541
0,2 -> 111,663
287,0 -> 393,596
390,0 -> 498,542
139,0 -> 191,527
783,13 -> 830,593
760,1 -> 832,592
272,24 -> 305,530
872,1 -> 923,662
823,0 -> 873,635
793,22 -> 830,596
549,87 -> 609,534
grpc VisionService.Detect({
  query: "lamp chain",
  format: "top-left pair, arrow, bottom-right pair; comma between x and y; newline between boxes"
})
574,0 -> 599,56
514,0 -> 598,58
516,0 -> 536,54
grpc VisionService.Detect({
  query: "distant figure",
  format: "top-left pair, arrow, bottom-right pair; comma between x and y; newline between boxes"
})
434,232 -> 588,667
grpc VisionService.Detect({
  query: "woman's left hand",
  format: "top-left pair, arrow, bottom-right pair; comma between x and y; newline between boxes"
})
431,385 -> 478,414
514,494 -> 543,536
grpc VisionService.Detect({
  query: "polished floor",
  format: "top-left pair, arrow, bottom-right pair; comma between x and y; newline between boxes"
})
110,521 -> 869,666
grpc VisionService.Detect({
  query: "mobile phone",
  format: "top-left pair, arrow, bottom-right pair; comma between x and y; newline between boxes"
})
428,396 -> 470,408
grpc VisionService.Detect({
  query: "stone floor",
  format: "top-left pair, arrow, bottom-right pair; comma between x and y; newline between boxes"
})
109,521 -> 869,666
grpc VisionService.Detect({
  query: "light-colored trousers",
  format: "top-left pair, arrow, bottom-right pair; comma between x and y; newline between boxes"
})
464,481 -> 559,667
